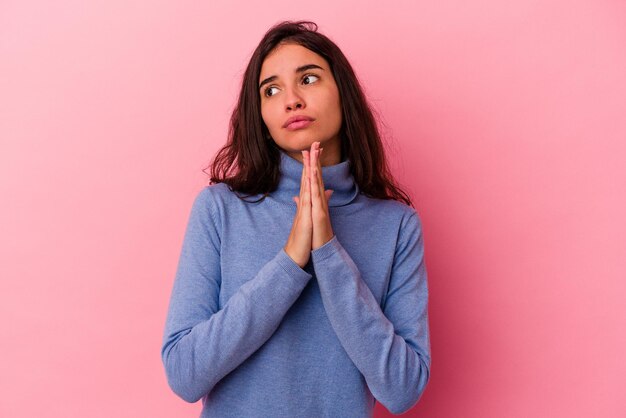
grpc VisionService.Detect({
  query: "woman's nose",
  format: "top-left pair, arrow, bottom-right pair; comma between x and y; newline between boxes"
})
284,88 -> 305,110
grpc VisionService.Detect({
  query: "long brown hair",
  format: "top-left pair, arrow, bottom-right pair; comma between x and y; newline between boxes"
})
204,20 -> 414,208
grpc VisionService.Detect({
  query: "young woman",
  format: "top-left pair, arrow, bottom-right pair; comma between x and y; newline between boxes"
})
161,20 -> 431,418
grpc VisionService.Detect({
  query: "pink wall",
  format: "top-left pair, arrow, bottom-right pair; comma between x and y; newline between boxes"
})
2,1 -> 625,417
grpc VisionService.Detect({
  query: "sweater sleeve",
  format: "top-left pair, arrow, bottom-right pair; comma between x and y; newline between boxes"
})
161,188 -> 313,403
310,211 -> 431,415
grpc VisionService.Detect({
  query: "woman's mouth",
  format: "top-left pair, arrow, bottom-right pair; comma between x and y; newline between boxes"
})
285,120 -> 314,131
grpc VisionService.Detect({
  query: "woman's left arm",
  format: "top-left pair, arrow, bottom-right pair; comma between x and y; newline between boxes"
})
311,211 -> 431,415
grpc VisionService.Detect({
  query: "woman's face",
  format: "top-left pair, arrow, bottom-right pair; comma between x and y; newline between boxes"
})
259,42 -> 342,164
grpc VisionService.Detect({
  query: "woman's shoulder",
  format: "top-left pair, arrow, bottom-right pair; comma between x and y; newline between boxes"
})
190,183 -> 225,205
195,182 -> 242,200
358,192 -> 420,220
200,182 -> 231,197
188,183 -> 234,218
193,182 -> 264,217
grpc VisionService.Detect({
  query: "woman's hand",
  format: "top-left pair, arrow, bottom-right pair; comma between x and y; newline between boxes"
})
283,141 -> 334,268
307,141 -> 335,251
283,148 -> 314,269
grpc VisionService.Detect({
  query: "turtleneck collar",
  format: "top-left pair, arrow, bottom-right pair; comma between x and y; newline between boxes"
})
272,149 -> 360,207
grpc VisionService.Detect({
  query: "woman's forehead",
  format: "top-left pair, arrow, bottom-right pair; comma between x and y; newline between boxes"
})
260,44 -> 328,77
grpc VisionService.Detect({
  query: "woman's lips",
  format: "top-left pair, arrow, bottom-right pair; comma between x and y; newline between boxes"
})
285,120 -> 313,131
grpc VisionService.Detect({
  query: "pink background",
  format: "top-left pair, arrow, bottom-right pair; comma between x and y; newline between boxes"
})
2,1 -> 625,417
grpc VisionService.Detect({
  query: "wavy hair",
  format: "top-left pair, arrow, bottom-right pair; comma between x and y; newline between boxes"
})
204,20 -> 413,208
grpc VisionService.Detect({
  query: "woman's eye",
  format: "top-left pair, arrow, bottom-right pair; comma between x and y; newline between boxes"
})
302,74 -> 319,84
264,74 -> 319,97
265,86 -> 279,97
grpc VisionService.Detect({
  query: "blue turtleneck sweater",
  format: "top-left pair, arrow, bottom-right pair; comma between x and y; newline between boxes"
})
161,150 -> 431,417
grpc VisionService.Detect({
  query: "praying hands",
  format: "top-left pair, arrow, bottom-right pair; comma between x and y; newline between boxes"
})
284,141 -> 335,268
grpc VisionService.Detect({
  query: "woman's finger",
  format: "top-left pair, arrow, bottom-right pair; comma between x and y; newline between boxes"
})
295,150 -> 307,211
313,144 -> 328,210
303,149 -> 311,207
310,144 -> 321,210
317,147 -> 328,209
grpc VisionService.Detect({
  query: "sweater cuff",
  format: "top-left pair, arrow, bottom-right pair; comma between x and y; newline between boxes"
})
311,235 -> 340,263
275,248 -> 313,283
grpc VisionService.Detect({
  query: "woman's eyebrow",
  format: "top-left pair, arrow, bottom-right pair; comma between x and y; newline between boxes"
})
259,64 -> 325,90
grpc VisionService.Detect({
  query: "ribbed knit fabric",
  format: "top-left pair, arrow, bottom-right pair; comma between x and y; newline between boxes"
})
161,149 -> 431,417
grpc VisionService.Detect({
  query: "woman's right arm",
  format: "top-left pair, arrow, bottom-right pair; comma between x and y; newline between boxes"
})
160,187 -> 312,403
